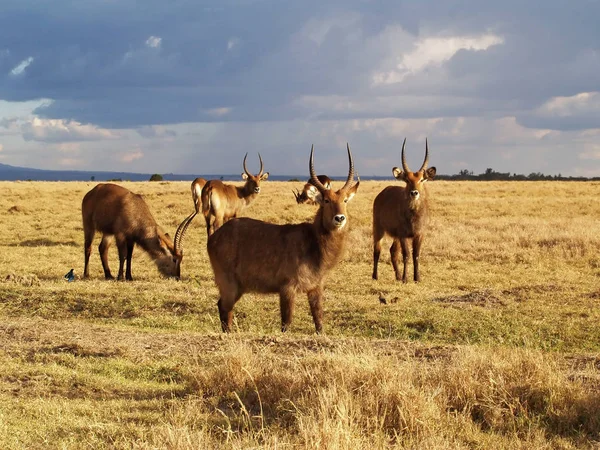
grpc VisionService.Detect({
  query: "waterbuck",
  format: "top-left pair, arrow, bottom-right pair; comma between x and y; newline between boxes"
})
201,154 -> 268,236
372,139 -> 436,282
191,177 -> 207,213
82,183 -> 191,281
293,175 -> 332,204
207,144 -> 360,333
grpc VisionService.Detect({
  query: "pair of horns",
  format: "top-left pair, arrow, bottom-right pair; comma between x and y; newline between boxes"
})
174,211 -> 196,254
309,143 -> 356,192
401,138 -> 429,173
243,153 -> 264,177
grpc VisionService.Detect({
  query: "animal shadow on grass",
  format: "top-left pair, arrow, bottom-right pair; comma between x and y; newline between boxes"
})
9,238 -> 79,247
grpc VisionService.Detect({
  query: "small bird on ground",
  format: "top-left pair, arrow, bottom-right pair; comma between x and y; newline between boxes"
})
64,269 -> 75,282
379,294 -> 387,305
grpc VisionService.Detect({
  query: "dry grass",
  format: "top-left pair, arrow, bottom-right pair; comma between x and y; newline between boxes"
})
0,179 -> 599,448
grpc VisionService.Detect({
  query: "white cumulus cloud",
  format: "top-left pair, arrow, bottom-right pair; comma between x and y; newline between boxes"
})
10,56 -> 34,76
21,117 -> 120,142
536,92 -> 600,117
119,150 -> 144,162
146,36 -> 162,48
373,33 -> 504,85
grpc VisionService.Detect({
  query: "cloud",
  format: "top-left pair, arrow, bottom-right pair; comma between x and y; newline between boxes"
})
10,56 -> 34,76
0,0 -> 599,176
119,150 -> 143,162
145,36 -> 162,49
373,33 -> 504,85
516,91 -> 600,130
206,107 -> 232,118
55,142 -> 81,153
21,117 -> 120,142
579,144 -> 600,161
227,37 -> 240,51
136,125 -> 177,138
59,157 -> 82,167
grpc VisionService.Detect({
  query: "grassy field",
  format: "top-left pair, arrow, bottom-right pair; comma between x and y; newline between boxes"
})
0,179 -> 599,449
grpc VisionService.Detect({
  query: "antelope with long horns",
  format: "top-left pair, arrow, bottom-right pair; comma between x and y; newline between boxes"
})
293,174 -> 332,204
207,144 -> 360,333
201,154 -> 269,236
82,183 -> 188,281
372,139 -> 436,282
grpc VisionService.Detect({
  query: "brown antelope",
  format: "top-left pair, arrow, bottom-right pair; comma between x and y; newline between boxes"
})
201,153 -> 268,236
191,177 -> 207,213
293,175 -> 332,204
82,183 -> 193,281
207,144 -> 359,333
372,138 -> 436,282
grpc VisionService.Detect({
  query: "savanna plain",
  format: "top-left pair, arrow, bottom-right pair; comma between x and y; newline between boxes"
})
0,179 -> 599,449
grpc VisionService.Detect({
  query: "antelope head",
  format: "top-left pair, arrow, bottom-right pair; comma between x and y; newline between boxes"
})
308,144 -> 360,232
392,138 -> 436,205
241,153 -> 269,194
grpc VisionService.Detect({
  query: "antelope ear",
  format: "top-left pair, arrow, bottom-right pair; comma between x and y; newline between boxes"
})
260,172 -> 269,181
425,167 -> 437,180
241,173 -> 248,180
392,167 -> 404,180
306,187 -> 323,205
345,181 -> 359,202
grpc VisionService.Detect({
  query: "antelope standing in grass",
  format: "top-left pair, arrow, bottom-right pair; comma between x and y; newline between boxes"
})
201,154 -> 268,236
82,183 -> 192,281
293,175 -> 332,204
207,144 -> 360,333
191,177 -> 207,213
372,139 -> 436,282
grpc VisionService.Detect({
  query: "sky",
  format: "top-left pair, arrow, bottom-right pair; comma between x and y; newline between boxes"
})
1,0 -> 599,178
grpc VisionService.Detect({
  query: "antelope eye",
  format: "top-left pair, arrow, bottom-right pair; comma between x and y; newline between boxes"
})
344,198 -> 348,203
324,199 -> 330,204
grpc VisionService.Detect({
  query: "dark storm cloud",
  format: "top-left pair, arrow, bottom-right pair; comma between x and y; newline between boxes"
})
1,0 -> 599,132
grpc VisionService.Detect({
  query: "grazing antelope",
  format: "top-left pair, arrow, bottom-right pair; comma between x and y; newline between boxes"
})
293,175 -> 332,204
201,153 -> 269,236
82,183 -> 192,281
372,139 -> 436,282
207,144 -> 359,333
191,177 -> 207,213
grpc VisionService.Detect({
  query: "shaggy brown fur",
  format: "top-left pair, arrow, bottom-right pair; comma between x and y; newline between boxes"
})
201,154 -> 268,236
372,139 -> 436,282
82,183 -> 182,281
207,145 -> 359,333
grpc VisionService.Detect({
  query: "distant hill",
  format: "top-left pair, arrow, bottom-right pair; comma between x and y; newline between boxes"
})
0,162 -> 391,182
0,162 -> 273,182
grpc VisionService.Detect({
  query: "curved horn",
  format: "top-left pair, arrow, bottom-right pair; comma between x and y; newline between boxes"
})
309,145 -> 328,192
242,153 -> 251,176
174,212 -> 197,253
341,143 -> 355,191
401,138 -> 410,173
419,138 -> 430,172
258,153 -> 264,176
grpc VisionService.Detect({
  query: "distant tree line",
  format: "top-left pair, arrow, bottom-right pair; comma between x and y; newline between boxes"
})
437,168 -> 600,182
